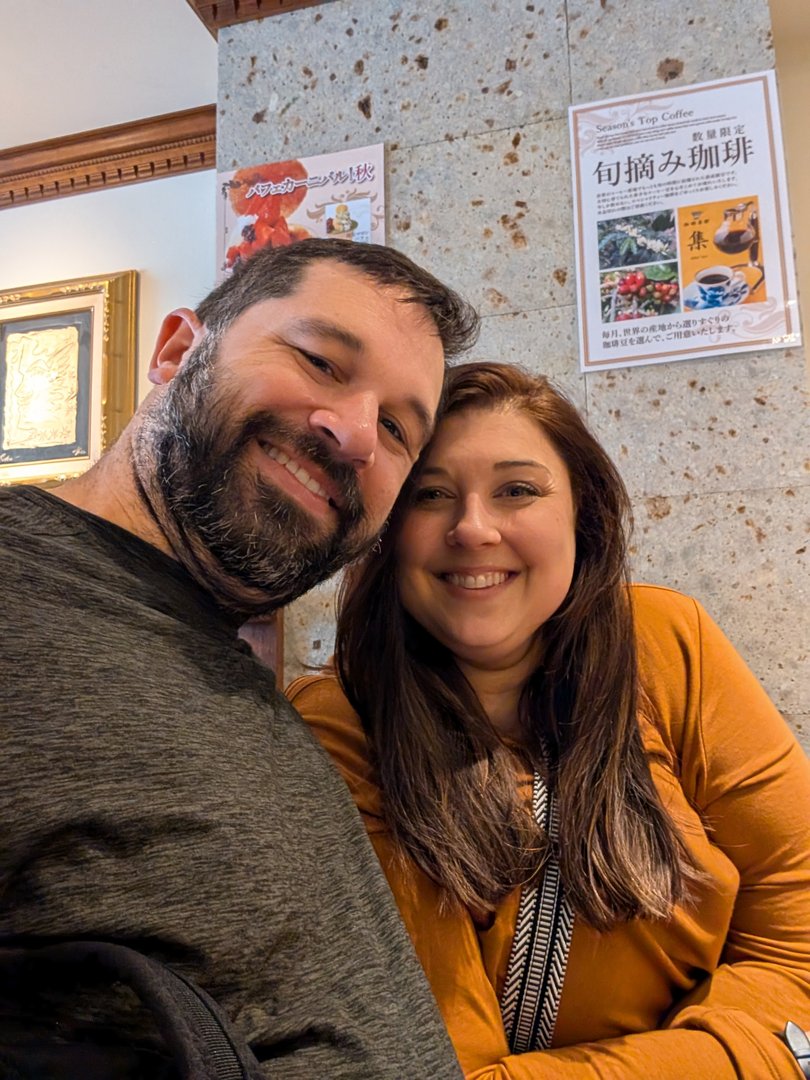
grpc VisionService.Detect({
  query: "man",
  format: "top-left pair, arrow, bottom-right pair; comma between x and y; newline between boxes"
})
0,240 -> 478,1077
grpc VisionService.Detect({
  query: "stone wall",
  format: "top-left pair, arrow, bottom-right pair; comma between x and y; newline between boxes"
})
217,0 -> 808,750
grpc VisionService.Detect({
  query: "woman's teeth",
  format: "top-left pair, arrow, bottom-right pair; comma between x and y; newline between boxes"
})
264,445 -> 329,499
445,571 -> 510,589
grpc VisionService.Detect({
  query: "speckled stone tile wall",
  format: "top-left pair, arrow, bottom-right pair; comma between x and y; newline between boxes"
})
218,0 -> 808,751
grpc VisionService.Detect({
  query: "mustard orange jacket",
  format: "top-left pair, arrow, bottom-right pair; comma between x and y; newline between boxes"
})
288,586 -> 810,1078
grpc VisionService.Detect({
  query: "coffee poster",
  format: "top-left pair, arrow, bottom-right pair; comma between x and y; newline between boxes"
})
569,71 -> 801,371
216,144 -> 384,281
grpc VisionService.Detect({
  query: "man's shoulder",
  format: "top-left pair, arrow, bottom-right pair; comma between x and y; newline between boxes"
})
0,488 -> 85,601
0,485 -> 65,529
0,487 -> 106,563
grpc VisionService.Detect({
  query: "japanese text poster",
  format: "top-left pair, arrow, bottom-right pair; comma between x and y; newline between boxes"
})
216,143 -> 385,280
569,71 -> 800,371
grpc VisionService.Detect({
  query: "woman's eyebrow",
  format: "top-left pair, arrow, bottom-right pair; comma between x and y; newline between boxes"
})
420,460 -> 552,474
493,459 -> 546,469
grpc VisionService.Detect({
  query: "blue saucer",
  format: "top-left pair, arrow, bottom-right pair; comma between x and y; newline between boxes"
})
683,281 -> 750,311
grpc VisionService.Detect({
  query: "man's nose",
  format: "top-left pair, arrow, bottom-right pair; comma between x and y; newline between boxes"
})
308,393 -> 378,470
446,496 -> 501,547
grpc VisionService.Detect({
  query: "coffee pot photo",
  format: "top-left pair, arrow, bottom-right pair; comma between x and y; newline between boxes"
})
713,201 -> 765,293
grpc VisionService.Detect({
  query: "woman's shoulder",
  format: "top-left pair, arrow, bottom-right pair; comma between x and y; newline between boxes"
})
629,582 -> 704,632
629,582 -> 745,685
285,673 -> 384,824
629,583 -> 715,673
286,671 -> 357,719
628,583 -> 772,772
628,584 -> 709,761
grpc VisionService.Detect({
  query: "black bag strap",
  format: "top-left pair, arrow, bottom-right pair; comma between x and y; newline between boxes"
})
0,941 -> 264,1080
499,770 -> 575,1052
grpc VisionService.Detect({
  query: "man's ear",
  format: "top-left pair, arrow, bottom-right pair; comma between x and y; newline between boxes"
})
147,308 -> 205,386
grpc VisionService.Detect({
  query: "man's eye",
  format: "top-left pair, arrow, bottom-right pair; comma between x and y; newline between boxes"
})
301,350 -> 334,376
380,416 -> 405,445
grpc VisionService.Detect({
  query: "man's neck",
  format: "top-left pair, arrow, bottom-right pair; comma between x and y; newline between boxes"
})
51,426 -> 175,559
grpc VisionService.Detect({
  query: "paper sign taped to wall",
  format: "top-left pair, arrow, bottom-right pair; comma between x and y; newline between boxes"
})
569,71 -> 801,371
216,143 -> 385,280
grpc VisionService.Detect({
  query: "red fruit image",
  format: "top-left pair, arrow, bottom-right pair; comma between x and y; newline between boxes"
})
222,158 -> 315,269
227,159 -> 309,223
254,216 -> 292,247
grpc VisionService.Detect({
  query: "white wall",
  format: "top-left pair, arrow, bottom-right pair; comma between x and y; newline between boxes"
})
0,0 -> 216,147
0,171 -> 216,400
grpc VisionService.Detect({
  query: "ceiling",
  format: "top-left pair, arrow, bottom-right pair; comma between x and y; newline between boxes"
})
0,0 -> 217,151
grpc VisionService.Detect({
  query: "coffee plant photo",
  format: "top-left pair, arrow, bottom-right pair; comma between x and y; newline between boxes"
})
597,209 -> 677,268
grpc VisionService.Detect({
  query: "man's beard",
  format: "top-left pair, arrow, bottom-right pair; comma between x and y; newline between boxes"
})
133,332 -> 376,615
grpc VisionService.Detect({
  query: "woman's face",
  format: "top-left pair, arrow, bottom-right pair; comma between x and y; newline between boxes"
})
396,406 -> 577,672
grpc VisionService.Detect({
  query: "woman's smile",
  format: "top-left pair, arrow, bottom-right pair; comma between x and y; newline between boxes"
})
440,568 -> 517,591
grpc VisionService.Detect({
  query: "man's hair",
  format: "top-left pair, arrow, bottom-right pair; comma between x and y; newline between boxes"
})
336,361 -> 700,930
195,239 -> 479,357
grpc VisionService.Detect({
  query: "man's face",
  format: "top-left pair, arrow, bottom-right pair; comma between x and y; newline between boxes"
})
138,260 -> 446,613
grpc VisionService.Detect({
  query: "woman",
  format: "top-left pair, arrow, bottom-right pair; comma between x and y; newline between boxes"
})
288,362 -> 810,1078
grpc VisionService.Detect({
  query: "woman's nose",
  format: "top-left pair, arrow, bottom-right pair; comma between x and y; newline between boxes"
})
446,496 -> 501,547
309,393 -> 377,470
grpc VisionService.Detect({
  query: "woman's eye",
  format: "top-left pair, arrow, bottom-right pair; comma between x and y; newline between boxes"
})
380,416 -> 405,445
413,487 -> 449,503
501,482 -> 540,498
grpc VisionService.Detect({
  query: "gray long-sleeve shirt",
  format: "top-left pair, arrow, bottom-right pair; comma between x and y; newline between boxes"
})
0,486 -> 460,1078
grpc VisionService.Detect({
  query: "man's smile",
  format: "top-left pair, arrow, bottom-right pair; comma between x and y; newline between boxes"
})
255,438 -> 342,516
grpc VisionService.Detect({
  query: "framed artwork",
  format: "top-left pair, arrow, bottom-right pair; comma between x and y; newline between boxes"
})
0,270 -> 137,485
238,613 -> 285,684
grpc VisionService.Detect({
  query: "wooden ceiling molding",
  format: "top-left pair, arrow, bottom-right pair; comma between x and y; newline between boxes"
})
186,0 -> 332,37
0,105 -> 216,211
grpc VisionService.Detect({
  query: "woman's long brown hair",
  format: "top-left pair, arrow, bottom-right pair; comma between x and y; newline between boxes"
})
336,362 -> 696,930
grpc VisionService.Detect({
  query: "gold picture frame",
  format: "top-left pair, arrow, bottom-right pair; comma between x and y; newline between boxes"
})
0,270 -> 137,485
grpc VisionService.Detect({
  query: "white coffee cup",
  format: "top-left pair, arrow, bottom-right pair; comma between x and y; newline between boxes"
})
695,266 -> 746,305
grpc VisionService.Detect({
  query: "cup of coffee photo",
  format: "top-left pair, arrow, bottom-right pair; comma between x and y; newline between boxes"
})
695,265 -> 747,306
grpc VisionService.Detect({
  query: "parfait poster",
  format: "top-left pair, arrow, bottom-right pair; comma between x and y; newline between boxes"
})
216,143 -> 385,280
569,71 -> 801,371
